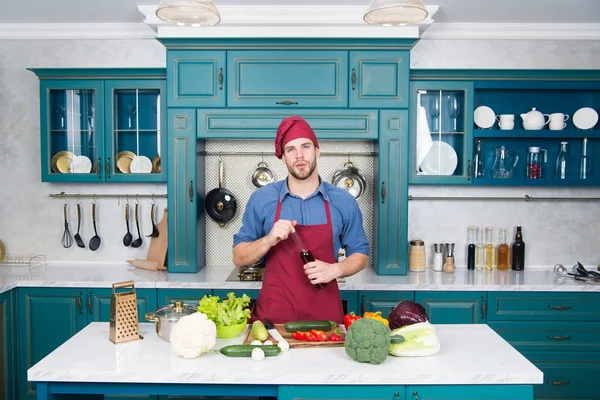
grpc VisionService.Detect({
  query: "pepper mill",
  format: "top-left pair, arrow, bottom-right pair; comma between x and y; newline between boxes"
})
443,243 -> 456,273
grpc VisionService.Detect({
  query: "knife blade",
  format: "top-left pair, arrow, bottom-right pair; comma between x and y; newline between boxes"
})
263,318 -> 285,342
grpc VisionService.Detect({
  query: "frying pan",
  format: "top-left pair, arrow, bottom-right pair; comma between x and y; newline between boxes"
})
205,159 -> 237,227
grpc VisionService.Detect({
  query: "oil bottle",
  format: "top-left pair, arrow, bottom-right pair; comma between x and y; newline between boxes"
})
496,228 -> 510,271
511,226 -> 525,271
475,226 -> 485,270
484,226 -> 495,270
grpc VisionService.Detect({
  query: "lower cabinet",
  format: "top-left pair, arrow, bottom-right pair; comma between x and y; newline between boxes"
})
359,291 -> 414,316
415,291 -> 487,324
0,289 -> 15,400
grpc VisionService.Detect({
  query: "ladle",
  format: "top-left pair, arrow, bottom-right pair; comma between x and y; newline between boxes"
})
146,203 -> 159,238
89,202 -> 101,251
123,203 -> 132,247
131,203 -> 143,248
74,202 -> 85,248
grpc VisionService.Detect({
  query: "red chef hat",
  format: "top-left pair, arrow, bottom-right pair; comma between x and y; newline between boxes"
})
275,116 -> 319,159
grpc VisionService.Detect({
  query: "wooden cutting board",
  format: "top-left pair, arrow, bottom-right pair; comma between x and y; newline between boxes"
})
243,323 -> 345,348
146,208 -> 168,268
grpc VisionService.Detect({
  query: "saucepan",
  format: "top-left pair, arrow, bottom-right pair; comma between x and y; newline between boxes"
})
205,159 -> 237,227
145,301 -> 198,342
331,161 -> 367,199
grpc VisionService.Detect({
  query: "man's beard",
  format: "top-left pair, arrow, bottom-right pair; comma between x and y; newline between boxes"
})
288,159 -> 316,180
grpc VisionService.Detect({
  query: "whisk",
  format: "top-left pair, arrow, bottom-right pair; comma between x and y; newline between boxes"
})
61,203 -> 73,248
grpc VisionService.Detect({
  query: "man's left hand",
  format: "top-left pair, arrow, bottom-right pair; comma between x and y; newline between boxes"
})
303,260 -> 340,285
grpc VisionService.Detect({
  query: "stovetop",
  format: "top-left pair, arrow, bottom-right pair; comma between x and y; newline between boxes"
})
225,267 -> 264,282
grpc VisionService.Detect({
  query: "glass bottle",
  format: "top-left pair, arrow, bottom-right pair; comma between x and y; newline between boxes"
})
526,146 -> 547,179
580,138 -> 589,180
556,142 -> 569,179
475,226 -> 485,270
496,228 -> 510,271
511,226 -> 525,271
474,139 -> 485,178
467,226 -> 475,270
484,226 -> 495,270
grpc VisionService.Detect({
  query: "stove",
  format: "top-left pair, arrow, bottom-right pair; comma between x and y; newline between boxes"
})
225,263 -> 265,282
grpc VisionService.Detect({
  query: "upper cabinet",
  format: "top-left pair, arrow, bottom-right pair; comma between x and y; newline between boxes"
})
30,69 -> 167,183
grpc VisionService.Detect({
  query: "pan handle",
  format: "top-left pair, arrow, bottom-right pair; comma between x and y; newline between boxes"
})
218,158 -> 223,189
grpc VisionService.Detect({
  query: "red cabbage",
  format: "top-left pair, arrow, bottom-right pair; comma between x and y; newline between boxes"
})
387,300 -> 429,330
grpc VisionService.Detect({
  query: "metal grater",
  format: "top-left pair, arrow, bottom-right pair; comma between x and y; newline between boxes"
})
109,281 -> 140,344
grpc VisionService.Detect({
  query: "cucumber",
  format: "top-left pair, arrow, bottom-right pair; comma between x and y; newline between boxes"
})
284,320 -> 336,332
220,345 -> 281,357
252,320 -> 269,341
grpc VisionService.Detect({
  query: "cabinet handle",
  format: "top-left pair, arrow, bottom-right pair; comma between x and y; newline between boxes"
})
547,335 -> 571,341
189,181 -> 194,202
381,182 -> 386,204
275,101 -> 299,105
548,305 -> 572,310
87,292 -> 93,314
351,68 -> 357,90
481,296 -> 486,319
96,158 -> 101,178
105,157 -> 111,177
412,391 -> 419,400
218,68 -> 223,90
360,295 -> 365,315
394,392 -> 400,400
546,380 -> 570,386
77,292 -> 82,314
467,159 -> 473,181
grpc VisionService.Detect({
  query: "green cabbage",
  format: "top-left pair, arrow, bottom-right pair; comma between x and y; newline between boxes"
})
389,321 -> 441,357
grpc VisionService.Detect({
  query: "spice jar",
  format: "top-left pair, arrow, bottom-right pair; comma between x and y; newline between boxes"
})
408,239 -> 426,272
432,243 -> 444,272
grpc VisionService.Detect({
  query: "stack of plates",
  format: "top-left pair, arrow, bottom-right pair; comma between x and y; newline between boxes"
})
70,155 -> 92,173
51,151 -> 76,173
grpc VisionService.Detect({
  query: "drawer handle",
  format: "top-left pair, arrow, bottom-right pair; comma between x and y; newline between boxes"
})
351,68 -> 357,90
467,159 -> 473,181
218,68 -> 223,90
394,392 -> 400,400
546,380 -> 570,386
189,181 -> 194,202
548,305 -> 572,310
275,101 -> 299,105
547,335 -> 571,341
381,182 -> 386,204
412,391 -> 419,400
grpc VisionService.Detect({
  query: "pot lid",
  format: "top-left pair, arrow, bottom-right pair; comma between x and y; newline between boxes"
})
153,301 -> 197,319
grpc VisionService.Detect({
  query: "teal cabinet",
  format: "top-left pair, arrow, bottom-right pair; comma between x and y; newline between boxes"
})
407,385 -> 533,400
157,289 -> 212,307
17,287 -> 156,400
487,292 -> 600,321
167,50 -> 226,108
359,291 -> 414,316
167,109 -> 200,273
30,69 -> 167,183
349,51 -> 409,109
409,80 -> 475,184
376,110 -> 409,275
340,291 -> 359,315
0,290 -> 15,400
415,291 -> 486,324
227,50 -> 348,108
279,385 -> 406,400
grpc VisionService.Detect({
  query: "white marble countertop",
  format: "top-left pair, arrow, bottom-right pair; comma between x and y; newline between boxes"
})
2,263 -> 600,294
28,322 -> 543,386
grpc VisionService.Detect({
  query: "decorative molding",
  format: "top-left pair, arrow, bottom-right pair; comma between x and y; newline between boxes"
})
0,23 -> 156,40
422,23 -> 600,40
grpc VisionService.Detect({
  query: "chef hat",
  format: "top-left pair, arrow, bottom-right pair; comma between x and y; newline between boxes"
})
274,116 -> 319,159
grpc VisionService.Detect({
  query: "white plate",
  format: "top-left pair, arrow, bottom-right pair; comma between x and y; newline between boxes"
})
573,107 -> 598,130
69,155 -> 92,174
419,141 -> 458,176
129,156 -> 152,173
474,106 -> 496,129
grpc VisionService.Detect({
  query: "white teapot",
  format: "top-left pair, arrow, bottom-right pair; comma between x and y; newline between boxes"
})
520,108 -> 550,130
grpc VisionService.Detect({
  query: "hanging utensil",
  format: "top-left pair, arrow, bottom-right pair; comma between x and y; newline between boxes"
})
205,158 -> 237,227
131,202 -> 143,248
61,203 -> 73,249
146,202 -> 159,238
73,202 -> 85,248
89,202 -> 101,251
251,161 -> 275,188
123,203 -> 133,247
331,160 -> 367,199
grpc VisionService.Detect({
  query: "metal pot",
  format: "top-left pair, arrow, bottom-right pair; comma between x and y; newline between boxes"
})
145,301 -> 198,342
205,159 -> 237,227
251,161 -> 275,188
331,161 -> 367,199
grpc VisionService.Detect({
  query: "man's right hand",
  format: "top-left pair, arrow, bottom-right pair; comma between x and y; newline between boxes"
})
266,219 -> 296,247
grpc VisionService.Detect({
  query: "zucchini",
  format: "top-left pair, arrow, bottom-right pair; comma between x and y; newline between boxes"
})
252,320 -> 269,341
220,345 -> 281,357
284,320 -> 336,332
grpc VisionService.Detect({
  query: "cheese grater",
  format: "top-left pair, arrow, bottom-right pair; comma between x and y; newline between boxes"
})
109,281 -> 140,344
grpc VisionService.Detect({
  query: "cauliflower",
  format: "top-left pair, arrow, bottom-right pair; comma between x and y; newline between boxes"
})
170,312 -> 217,359
344,317 -> 391,365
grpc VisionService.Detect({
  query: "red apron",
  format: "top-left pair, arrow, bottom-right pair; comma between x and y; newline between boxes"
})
252,198 -> 344,324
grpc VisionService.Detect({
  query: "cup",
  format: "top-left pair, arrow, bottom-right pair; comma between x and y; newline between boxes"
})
549,113 -> 569,130
497,114 -> 515,130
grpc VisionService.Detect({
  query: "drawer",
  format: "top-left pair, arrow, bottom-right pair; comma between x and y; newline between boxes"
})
488,292 -> 600,321
522,351 -> 600,399
489,321 -> 600,352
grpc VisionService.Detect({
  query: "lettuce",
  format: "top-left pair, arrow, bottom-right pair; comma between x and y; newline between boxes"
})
389,321 -> 441,357
198,292 -> 251,329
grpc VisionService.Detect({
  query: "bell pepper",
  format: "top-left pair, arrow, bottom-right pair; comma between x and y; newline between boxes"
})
343,312 -> 361,330
363,311 -> 389,327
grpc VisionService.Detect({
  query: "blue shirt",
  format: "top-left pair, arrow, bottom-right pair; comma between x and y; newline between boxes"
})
233,177 -> 370,259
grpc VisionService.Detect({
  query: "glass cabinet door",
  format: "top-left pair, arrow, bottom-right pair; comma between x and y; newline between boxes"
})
105,80 -> 166,182
42,81 -> 104,182
409,81 -> 474,184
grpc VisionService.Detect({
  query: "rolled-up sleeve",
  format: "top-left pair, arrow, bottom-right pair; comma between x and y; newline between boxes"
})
233,193 -> 263,247
340,199 -> 370,257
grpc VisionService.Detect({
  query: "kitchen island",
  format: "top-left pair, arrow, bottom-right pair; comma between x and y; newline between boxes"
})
29,322 -> 542,400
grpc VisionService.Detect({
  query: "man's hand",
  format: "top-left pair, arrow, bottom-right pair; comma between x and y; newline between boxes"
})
303,260 -> 340,285
266,219 -> 296,247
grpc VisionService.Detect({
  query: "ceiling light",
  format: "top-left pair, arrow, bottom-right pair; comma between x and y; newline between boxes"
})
364,0 -> 429,26
155,0 -> 221,27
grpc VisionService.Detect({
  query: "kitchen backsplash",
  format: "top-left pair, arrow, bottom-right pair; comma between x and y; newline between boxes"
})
0,38 -> 599,268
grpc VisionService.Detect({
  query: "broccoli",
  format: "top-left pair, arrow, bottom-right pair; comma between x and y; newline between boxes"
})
344,317 -> 391,365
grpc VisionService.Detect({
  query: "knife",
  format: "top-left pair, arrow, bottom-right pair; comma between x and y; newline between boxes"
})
263,318 -> 285,342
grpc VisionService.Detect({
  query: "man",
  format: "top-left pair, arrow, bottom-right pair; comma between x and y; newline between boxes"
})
233,116 -> 369,324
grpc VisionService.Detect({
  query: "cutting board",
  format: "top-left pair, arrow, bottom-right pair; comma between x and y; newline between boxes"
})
243,323 -> 345,348
146,208 -> 168,267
